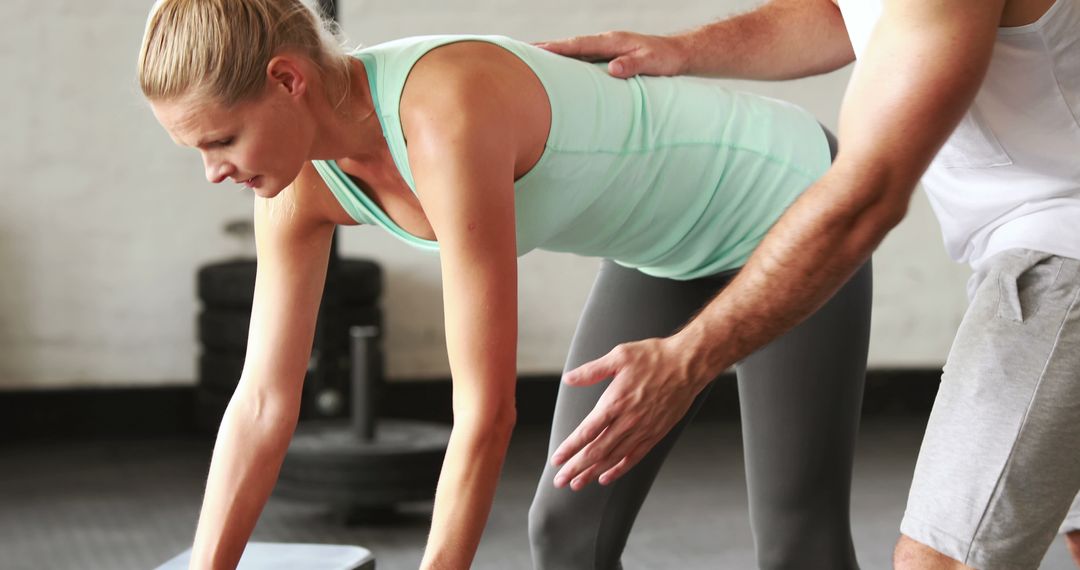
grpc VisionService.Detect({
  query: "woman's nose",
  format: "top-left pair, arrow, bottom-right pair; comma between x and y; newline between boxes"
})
203,157 -> 234,184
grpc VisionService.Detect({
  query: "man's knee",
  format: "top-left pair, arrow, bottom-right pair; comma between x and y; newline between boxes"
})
894,535 -> 973,570
1066,530 -> 1080,566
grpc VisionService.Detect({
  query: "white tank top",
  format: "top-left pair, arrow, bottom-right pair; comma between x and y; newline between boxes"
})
837,0 -> 1080,269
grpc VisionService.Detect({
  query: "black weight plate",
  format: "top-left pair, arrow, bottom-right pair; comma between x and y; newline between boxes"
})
273,477 -> 439,507
193,386 -> 230,434
276,420 -> 449,506
196,260 -> 257,309
197,309 -> 250,353
326,260 -> 384,307
285,419 -> 450,458
198,306 -> 382,352
198,259 -> 383,308
198,351 -> 245,395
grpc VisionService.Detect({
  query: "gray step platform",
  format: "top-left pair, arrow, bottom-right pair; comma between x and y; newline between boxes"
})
155,542 -> 375,570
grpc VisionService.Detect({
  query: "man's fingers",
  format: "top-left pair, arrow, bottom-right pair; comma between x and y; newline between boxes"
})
567,424 -> 639,489
608,55 -> 644,78
598,457 -> 633,486
562,351 -> 618,387
554,415 -> 635,488
533,35 -> 600,58
581,432 -> 643,488
555,438 -> 605,488
569,464 -> 603,491
598,444 -> 651,486
535,32 -> 633,60
550,407 -> 611,468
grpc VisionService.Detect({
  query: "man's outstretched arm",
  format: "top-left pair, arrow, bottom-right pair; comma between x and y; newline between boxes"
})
538,0 -> 854,80
550,0 -> 1007,490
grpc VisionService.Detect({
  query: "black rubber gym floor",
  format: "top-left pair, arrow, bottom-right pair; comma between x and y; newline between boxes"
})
0,419 -> 1075,569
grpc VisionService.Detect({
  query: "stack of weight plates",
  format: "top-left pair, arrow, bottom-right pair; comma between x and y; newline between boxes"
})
194,258 -> 383,433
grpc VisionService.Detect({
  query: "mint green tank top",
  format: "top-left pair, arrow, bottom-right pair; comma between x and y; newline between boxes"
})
312,35 -> 830,280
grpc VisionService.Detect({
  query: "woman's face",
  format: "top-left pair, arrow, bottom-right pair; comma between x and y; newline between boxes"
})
151,86 -> 310,199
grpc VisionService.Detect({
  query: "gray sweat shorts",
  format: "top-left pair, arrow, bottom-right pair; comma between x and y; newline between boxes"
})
900,249 -> 1080,570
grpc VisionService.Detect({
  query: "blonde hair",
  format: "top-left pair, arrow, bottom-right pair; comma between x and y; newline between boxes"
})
138,0 -> 351,107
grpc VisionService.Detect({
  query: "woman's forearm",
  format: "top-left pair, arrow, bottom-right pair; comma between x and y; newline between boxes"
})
420,409 -> 516,570
190,390 -> 298,569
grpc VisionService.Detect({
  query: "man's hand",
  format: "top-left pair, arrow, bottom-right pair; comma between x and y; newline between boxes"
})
536,32 -> 689,79
550,333 -> 713,490
536,1 -> 856,81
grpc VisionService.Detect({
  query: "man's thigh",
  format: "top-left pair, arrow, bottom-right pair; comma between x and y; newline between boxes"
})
901,249 -> 1080,570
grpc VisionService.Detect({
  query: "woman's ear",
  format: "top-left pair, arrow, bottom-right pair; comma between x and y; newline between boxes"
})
266,55 -> 308,99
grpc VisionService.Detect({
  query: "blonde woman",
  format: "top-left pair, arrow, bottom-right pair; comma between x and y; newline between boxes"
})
138,0 -> 871,568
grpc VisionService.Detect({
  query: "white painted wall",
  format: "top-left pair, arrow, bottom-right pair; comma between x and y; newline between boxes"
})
0,0 -> 969,389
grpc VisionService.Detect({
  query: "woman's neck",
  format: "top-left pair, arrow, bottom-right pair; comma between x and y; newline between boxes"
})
307,58 -> 385,162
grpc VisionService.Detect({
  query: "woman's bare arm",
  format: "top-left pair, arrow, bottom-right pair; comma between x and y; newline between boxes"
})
398,43 -> 549,569
190,166 -> 336,569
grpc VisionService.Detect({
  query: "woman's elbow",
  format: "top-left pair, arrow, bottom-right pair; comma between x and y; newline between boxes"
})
494,403 -> 517,434
225,383 -> 301,439
456,400 -> 517,440
483,402 -> 518,437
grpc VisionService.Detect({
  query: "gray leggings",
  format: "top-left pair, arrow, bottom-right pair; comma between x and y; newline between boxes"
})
528,258 -> 872,569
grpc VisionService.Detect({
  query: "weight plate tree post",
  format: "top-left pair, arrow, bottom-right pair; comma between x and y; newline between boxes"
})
275,320 -> 452,523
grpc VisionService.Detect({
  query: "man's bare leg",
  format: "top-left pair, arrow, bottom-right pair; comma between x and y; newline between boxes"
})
894,535 -> 974,570
1066,530 -> 1080,567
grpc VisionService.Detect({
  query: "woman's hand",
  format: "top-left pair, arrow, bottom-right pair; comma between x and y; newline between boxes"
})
535,31 -> 690,78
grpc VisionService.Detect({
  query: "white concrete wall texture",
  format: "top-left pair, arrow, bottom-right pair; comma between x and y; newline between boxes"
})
0,0 -> 970,389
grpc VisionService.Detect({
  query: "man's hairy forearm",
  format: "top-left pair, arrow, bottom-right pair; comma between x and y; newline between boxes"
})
677,164 -> 906,379
673,0 -> 855,80
676,0 -> 1000,371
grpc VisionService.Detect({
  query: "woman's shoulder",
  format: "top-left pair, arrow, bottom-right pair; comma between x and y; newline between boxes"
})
411,40 -> 526,82
398,40 -> 546,138
356,35 -> 537,91
401,36 -> 541,103
352,34 -> 525,60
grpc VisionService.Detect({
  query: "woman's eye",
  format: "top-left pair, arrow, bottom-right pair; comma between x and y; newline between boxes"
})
214,138 -> 234,147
